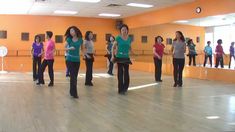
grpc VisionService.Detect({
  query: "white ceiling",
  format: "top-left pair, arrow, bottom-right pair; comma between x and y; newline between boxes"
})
174,13 -> 235,27
0,0 -> 195,18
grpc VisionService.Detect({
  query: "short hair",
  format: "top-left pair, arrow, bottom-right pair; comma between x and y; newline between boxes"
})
119,24 -> 129,33
186,39 -> 193,45
34,35 -> 41,43
46,31 -> 53,39
85,31 -> 93,41
207,41 -> 211,44
217,39 -> 222,44
155,36 -> 163,43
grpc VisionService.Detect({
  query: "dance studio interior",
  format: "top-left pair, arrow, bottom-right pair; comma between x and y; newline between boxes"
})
0,0 -> 235,131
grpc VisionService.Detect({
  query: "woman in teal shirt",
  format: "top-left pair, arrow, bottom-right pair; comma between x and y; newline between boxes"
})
112,24 -> 134,95
65,26 -> 84,99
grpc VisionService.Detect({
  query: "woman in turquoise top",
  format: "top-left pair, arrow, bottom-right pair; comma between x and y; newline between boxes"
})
186,39 -> 197,66
112,24 -> 134,95
65,26 -> 84,99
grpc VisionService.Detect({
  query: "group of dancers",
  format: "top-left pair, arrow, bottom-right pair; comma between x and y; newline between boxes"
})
31,24 -> 235,99
31,24 -> 134,98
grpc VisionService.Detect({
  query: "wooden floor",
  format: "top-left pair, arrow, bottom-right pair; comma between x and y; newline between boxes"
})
0,70 -> 235,132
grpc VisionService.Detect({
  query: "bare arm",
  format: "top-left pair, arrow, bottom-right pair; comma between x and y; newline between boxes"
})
112,41 -> 117,58
153,47 -> 160,58
81,43 -> 85,58
106,44 -> 110,54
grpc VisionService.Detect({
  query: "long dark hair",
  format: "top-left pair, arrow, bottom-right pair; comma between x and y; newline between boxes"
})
186,39 -> 192,46
174,31 -> 185,42
65,26 -> 82,40
107,35 -> 115,43
85,31 -> 93,41
34,35 -> 42,43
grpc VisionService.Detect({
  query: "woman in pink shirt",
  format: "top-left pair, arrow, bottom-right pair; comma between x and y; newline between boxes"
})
37,31 -> 55,86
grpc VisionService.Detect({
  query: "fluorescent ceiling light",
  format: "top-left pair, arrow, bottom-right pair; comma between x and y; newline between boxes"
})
54,10 -> 77,15
99,13 -> 121,17
0,1 -> 33,14
69,0 -> 100,3
175,20 -> 189,23
127,3 -> 153,8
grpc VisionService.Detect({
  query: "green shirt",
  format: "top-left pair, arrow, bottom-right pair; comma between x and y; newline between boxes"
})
66,38 -> 83,62
116,35 -> 132,58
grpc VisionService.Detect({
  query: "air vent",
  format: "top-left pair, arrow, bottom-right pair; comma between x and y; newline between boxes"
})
35,0 -> 49,2
106,4 -> 122,7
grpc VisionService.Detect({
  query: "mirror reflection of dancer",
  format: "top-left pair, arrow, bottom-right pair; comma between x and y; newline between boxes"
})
171,31 -> 186,87
215,39 -> 226,68
186,39 -> 197,66
31,35 -> 44,81
112,24 -> 135,95
65,26 -> 84,99
37,31 -> 55,87
203,41 -> 213,67
229,42 -> 235,69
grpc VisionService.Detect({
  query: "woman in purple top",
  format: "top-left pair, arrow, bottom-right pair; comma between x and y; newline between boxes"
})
31,35 -> 44,81
229,42 -> 235,69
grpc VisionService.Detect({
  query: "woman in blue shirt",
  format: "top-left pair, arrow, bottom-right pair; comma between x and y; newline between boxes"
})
187,39 -> 197,66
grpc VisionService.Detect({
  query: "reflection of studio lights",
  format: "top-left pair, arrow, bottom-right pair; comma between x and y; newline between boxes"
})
174,20 -> 189,23
212,15 -> 225,18
206,116 -> 220,120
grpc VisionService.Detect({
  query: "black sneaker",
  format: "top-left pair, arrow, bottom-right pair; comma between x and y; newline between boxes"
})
173,83 -> 178,87
85,82 -> 93,86
48,82 -> 54,87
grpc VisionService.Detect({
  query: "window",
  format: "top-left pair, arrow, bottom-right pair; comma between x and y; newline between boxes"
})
55,35 -> 63,43
141,36 -> 148,43
0,30 -> 7,39
21,32 -> 29,41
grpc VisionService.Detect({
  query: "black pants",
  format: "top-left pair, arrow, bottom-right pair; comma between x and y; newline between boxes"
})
38,59 -> 54,84
229,55 -> 235,68
33,56 -> 41,80
68,61 -> 80,97
203,55 -> 212,67
188,54 -> 196,66
117,63 -> 129,93
173,58 -> 185,85
215,56 -> 224,68
107,55 -> 114,74
85,59 -> 93,84
153,57 -> 162,81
